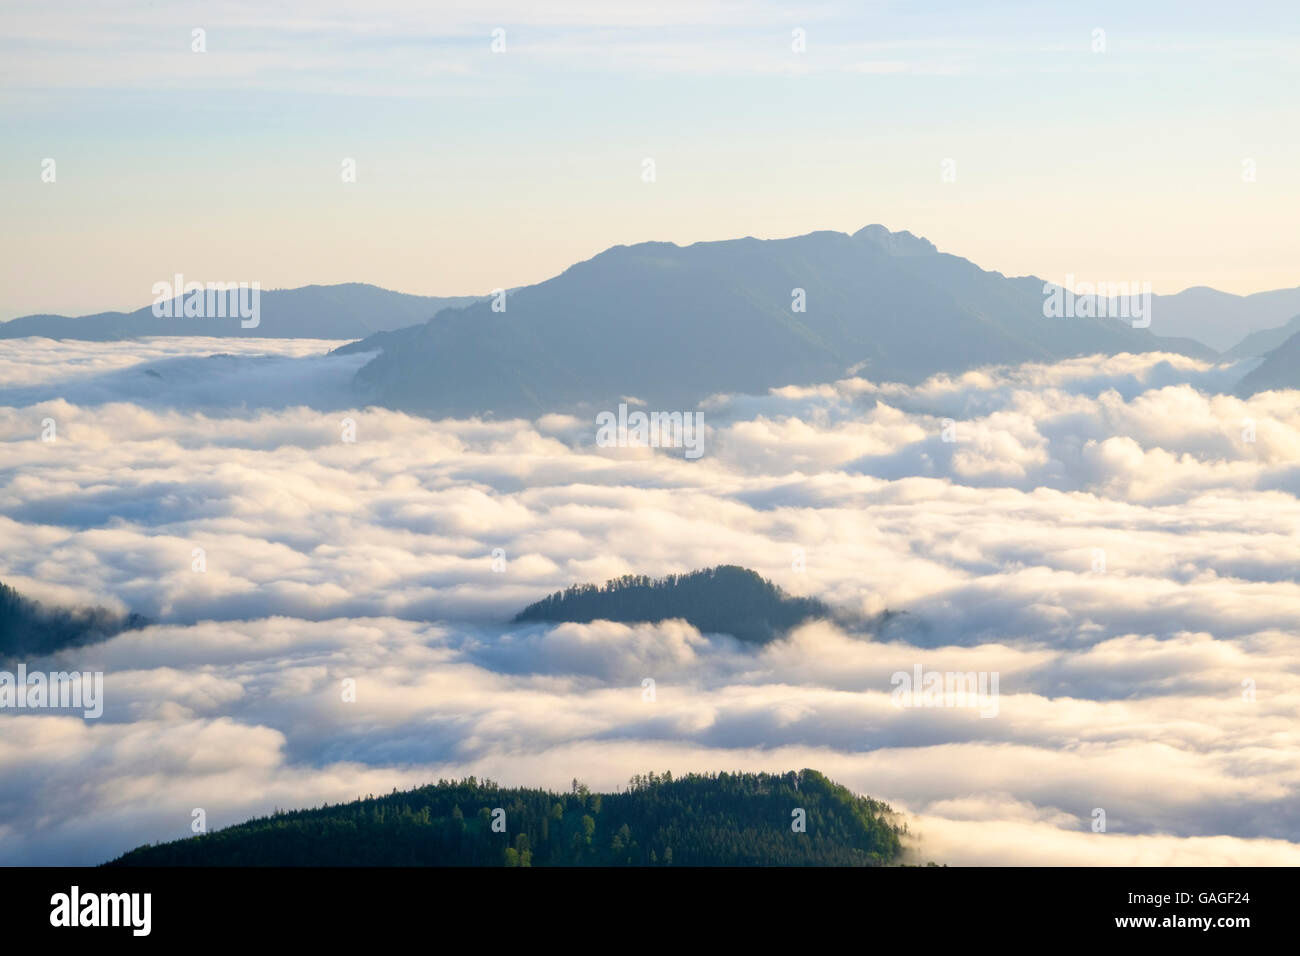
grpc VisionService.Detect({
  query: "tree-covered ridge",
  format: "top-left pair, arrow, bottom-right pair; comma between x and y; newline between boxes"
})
0,580 -> 148,661
514,565 -> 832,644
106,770 -> 906,867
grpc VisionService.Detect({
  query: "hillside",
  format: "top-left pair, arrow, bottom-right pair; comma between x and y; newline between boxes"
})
106,770 -> 905,866
0,581 -> 147,661
1236,329 -> 1300,396
341,226 -> 1214,418
514,565 -> 833,644
1224,313 -> 1300,359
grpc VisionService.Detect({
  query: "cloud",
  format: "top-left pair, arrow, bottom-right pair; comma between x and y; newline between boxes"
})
1,337 -> 1298,864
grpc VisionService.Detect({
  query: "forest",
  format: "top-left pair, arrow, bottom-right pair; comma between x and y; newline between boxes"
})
107,769 -> 907,867
514,565 -> 833,644
0,580 -> 147,661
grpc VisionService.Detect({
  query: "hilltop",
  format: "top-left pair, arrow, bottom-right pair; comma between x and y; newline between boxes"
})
107,770 -> 906,867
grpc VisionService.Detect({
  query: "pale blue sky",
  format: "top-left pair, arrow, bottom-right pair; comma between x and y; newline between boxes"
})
2,0 -> 1298,318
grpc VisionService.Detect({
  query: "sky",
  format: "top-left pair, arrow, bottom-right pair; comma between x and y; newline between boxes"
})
1,0 -> 1299,319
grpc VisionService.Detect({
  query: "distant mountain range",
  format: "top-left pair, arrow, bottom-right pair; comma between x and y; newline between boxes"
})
1144,287 -> 1300,352
515,565 -> 837,644
338,226 -> 1216,418
0,581 -> 147,661
0,283 -> 481,340
106,769 -> 907,866
7,229 -> 1299,412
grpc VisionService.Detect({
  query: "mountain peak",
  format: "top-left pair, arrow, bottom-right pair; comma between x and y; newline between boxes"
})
852,224 -> 938,256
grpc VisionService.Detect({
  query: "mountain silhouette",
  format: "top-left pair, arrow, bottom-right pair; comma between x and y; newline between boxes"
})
1224,313 -> 1300,359
1236,329 -> 1300,396
1144,286 -> 1300,352
0,283 -> 481,341
340,226 -> 1214,418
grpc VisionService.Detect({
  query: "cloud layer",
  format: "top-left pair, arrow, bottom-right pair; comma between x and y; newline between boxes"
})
1,337 -> 1297,865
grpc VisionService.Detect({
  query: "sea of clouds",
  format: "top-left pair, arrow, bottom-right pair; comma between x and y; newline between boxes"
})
1,337 -> 1297,866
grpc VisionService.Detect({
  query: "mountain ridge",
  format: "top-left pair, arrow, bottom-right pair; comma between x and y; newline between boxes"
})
1236,329 -> 1300,396
1141,285 -> 1300,351
0,283 -> 483,341
1224,313 -> 1300,359
340,225 -> 1217,418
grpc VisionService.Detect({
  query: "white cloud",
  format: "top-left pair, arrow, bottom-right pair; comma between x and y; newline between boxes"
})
1,338 -> 1298,865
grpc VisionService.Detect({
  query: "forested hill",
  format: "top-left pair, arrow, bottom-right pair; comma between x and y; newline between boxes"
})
514,565 -> 832,643
106,770 -> 905,866
0,581 -> 147,661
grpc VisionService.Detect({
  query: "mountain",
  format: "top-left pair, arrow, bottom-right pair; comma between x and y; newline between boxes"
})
1224,313 -> 1300,359
1236,330 -> 1300,396
0,283 -> 481,341
105,769 -> 906,866
1145,286 -> 1300,352
514,565 -> 834,644
0,581 -> 147,661
339,226 -> 1215,418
